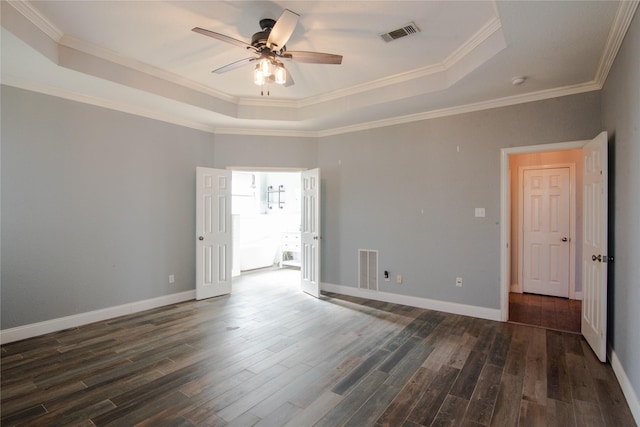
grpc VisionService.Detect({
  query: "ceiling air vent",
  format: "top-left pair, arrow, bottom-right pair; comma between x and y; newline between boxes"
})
379,22 -> 420,42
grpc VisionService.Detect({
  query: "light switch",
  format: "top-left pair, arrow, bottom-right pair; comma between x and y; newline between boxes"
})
475,208 -> 485,217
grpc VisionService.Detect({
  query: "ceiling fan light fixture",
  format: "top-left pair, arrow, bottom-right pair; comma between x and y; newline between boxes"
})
254,65 -> 266,85
274,63 -> 287,85
259,57 -> 273,77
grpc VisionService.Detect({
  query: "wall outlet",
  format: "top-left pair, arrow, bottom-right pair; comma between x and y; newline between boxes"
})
169,274 -> 175,284
456,277 -> 463,287
396,274 -> 403,284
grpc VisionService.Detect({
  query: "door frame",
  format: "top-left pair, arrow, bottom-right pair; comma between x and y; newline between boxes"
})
226,166 -> 308,286
517,163 -> 576,298
500,140 -> 585,321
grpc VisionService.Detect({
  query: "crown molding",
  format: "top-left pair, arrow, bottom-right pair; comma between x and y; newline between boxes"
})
317,81 -> 601,138
3,73 -> 600,140
213,127 -> 317,138
594,0 -> 639,86
1,74 -> 217,134
7,0 -> 63,41
443,15 -> 502,68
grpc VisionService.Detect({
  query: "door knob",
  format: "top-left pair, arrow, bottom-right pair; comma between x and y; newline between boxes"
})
561,237 -> 568,242
198,236 -> 204,241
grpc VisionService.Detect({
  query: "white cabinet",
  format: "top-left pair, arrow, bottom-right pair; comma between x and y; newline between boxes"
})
280,232 -> 301,268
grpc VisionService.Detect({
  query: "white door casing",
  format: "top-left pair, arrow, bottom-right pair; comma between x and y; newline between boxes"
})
196,167 -> 232,300
301,169 -> 321,298
521,167 -> 571,297
582,131 -> 608,362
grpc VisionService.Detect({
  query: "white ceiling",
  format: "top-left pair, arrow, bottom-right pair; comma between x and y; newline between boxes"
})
1,1 -> 637,136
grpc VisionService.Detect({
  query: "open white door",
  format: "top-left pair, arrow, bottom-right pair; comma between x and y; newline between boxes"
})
196,167 -> 232,300
582,131 -> 608,362
301,169 -> 321,297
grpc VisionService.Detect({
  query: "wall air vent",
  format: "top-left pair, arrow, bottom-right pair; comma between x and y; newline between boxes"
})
379,22 -> 420,42
359,249 -> 379,291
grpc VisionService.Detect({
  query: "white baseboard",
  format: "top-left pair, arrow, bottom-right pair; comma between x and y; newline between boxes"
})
574,291 -> 583,301
510,283 -> 520,293
609,347 -> 640,425
321,283 -> 501,321
0,290 -> 195,345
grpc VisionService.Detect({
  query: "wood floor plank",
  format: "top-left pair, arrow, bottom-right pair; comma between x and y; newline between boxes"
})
518,399 -> 547,427
522,326 -> 547,405
545,398 -> 576,427
331,348 -> 390,395
1,269 -> 634,427
546,330 -> 572,403
566,352 -> 598,403
431,394 -> 470,427
376,367 -> 437,427
489,372 -> 524,427
343,383 -> 400,427
450,350 -> 487,400
593,376 -> 637,427
216,363 -> 309,423
406,365 -> 460,426
283,391 -> 342,427
315,370 -> 389,427
463,364 -> 503,426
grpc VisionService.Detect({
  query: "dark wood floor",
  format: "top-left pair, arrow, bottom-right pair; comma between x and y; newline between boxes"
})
1,269 -> 635,426
508,292 -> 582,333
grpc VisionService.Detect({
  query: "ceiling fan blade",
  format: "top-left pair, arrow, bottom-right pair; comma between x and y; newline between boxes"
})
213,57 -> 257,74
283,65 -> 295,87
192,27 -> 257,52
281,51 -> 343,64
267,9 -> 299,51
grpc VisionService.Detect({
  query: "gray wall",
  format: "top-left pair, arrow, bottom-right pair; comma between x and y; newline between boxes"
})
1,86 -> 215,328
601,11 -> 640,408
0,85 -> 602,328
213,134 -> 317,170
317,93 -> 601,309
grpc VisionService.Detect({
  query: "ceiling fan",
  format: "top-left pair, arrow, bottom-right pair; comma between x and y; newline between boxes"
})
192,9 -> 343,94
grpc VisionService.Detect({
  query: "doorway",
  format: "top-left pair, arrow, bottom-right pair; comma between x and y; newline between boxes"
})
231,170 -> 302,285
501,145 -> 585,334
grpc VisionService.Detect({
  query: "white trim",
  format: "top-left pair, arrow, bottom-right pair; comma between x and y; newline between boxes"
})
214,127 -> 315,138
227,166 -> 306,172
321,282 -> 501,322
0,290 -> 195,345
500,138 -> 591,322
610,347 -> 640,425
7,0 -> 63,41
518,163 -> 577,299
594,1 -> 640,86
316,83 -> 600,138
574,291 -> 583,301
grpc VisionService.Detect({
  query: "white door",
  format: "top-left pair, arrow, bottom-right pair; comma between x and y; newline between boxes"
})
582,132 -> 608,362
196,167 -> 232,300
522,168 -> 571,297
301,169 -> 321,297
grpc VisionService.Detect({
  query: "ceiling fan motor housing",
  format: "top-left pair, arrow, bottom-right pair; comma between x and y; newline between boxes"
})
251,30 -> 271,48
